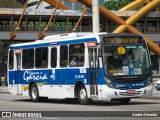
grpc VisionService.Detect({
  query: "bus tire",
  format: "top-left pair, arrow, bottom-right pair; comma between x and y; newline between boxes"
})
30,84 -> 40,102
78,85 -> 90,105
119,98 -> 131,104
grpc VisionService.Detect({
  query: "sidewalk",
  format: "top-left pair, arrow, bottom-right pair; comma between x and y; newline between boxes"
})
0,86 -> 9,94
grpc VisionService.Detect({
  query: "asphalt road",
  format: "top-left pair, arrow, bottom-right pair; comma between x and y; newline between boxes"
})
0,93 -> 160,120
153,87 -> 160,96
0,86 -> 159,120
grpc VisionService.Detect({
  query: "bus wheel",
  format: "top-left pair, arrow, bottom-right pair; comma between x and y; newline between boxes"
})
119,98 -> 131,104
78,85 -> 90,105
30,84 -> 40,102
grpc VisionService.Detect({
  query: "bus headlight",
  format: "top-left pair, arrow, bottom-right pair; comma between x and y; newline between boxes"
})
105,78 -> 113,88
146,77 -> 152,86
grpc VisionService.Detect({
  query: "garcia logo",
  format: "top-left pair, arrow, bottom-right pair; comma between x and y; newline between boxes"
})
23,71 -> 48,82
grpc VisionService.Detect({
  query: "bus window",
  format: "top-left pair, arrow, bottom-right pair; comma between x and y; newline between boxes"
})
22,49 -> 34,69
9,50 -> 14,70
69,43 -> 85,67
51,48 -> 57,68
60,45 -> 68,67
35,47 -> 48,68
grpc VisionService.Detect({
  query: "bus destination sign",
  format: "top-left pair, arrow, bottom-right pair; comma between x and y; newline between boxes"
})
103,37 -> 143,44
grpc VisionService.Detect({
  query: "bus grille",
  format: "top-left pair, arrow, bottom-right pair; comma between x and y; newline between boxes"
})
112,78 -> 145,84
119,91 -> 142,96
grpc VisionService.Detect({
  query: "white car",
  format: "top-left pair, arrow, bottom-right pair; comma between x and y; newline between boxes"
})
155,80 -> 160,90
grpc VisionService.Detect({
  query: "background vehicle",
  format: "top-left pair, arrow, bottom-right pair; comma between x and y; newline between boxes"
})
7,33 -> 153,105
155,80 -> 160,90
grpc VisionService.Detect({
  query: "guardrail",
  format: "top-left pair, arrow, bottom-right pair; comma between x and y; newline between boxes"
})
0,25 -> 160,33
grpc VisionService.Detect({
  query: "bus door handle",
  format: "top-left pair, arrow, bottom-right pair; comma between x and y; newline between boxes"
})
50,86 -> 53,87
59,86 -> 62,87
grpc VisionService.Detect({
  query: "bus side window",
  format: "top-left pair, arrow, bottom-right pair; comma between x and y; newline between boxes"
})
35,47 -> 48,68
60,45 -> 68,67
9,50 -> 14,70
22,48 -> 34,69
51,48 -> 57,68
69,43 -> 85,67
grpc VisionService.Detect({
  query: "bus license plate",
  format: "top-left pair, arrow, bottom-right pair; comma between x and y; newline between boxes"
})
126,90 -> 135,94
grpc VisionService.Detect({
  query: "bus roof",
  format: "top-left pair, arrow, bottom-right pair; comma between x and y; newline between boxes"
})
9,32 -> 106,50
9,33 -> 142,50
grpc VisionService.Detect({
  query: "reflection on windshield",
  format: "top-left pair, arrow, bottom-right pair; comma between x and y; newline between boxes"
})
103,45 -> 150,76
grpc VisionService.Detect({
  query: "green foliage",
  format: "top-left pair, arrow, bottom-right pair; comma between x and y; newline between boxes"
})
104,0 -> 133,10
0,0 -> 24,8
0,40 -> 10,77
0,40 -> 4,76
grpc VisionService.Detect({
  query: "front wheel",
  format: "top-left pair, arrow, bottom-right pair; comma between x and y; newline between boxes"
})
30,84 -> 40,102
30,84 -> 48,102
78,85 -> 91,105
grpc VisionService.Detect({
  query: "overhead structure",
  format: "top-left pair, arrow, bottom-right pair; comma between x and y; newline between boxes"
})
72,7 -> 87,32
63,0 -> 78,2
92,0 -> 100,33
37,0 -> 86,38
120,0 -> 160,14
74,0 -> 160,56
43,0 -> 70,10
38,0 -> 61,39
10,0 -> 29,40
10,0 -> 160,56
119,0 -> 146,11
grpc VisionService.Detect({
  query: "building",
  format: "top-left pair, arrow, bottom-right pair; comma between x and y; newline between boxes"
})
20,0 -> 106,10
0,3 -> 160,73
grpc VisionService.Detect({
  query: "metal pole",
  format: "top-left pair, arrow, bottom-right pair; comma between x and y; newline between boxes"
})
92,0 -> 100,33
44,0 -> 61,31
15,0 -> 29,31
11,15 -> 13,31
72,7 -> 87,32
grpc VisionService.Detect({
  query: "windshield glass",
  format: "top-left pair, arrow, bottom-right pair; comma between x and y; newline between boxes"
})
103,45 -> 150,76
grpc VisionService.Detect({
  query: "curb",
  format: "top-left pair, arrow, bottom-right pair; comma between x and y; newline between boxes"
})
0,87 -> 9,94
140,97 -> 160,100
0,92 -> 10,94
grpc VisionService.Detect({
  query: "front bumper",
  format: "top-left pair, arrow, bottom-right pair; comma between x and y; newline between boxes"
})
101,84 -> 153,99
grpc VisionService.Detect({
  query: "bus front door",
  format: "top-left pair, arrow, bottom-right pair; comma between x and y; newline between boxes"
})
15,53 -> 22,95
89,47 -> 98,97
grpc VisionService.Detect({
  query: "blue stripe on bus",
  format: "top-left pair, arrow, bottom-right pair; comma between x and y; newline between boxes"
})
8,68 -> 148,89
8,68 -> 100,85
9,38 -> 97,50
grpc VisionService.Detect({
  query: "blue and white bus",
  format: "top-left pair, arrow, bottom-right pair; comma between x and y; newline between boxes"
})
7,33 -> 152,104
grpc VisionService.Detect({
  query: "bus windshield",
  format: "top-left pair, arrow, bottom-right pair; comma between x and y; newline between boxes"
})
103,45 -> 151,76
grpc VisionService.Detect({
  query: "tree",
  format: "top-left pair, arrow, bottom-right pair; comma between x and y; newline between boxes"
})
0,40 -> 10,77
0,0 -> 23,8
104,0 -> 133,10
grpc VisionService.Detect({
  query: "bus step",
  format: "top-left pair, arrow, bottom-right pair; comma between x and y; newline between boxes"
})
90,95 -> 98,99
